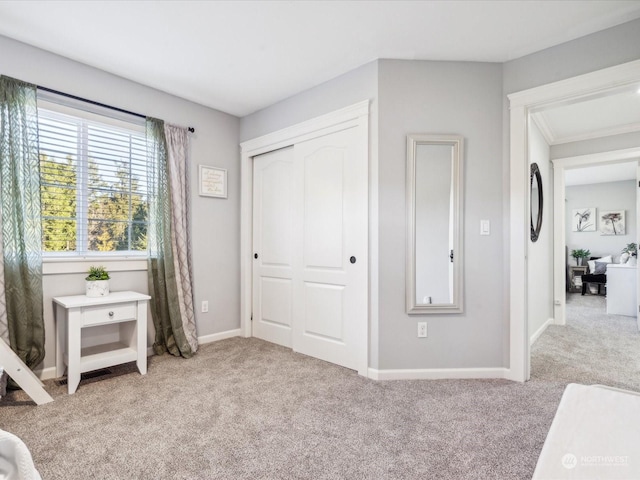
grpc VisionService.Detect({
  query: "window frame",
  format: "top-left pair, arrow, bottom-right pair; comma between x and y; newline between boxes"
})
37,94 -> 148,259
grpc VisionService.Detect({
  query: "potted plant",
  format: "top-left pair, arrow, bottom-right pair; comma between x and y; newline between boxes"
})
85,266 -> 110,297
622,243 -> 637,256
570,248 -> 591,266
622,243 -> 638,266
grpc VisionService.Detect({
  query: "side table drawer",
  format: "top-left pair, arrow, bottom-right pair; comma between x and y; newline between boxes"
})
82,302 -> 137,327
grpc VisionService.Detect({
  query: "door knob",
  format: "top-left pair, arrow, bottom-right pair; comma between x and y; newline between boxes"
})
350,256 -> 356,264
254,253 -> 258,259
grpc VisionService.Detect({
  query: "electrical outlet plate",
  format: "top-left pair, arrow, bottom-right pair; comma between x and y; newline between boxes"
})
418,322 -> 427,338
201,301 -> 209,313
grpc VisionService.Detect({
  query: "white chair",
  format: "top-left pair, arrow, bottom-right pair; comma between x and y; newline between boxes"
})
0,339 -> 52,405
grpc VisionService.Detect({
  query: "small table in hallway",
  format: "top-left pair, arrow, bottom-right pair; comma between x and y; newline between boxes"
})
568,266 -> 587,293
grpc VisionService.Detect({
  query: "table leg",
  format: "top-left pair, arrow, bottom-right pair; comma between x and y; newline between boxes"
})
67,310 -> 81,394
55,305 -> 65,378
136,301 -> 148,375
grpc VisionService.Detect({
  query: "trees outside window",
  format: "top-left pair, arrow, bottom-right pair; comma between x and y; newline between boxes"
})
38,107 -> 148,254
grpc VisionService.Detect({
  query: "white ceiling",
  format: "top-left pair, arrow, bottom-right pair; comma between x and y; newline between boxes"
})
565,161 -> 638,186
0,1 -> 639,117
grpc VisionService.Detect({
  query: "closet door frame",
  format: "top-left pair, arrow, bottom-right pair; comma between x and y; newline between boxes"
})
240,100 -> 370,376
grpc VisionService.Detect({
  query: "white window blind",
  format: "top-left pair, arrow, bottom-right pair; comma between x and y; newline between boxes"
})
37,97 -> 148,255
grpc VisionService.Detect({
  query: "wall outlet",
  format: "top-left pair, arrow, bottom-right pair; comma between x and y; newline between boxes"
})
418,321 -> 427,338
201,300 -> 209,313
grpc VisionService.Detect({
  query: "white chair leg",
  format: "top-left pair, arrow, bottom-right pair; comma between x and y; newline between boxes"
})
0,339 -> 53,405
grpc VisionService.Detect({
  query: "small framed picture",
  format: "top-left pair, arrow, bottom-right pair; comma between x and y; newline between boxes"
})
572,207 -> 596,232
600,210 -> 625,235
199,165 -> 227,198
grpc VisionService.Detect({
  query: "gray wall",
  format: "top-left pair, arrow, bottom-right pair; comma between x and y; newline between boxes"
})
377,60 -> 504,369
565,180 -> 637,259
242,59 -> 504,371
503,18 -> 640,96
240,61 -> 378,142
528,122 -> 553,342
0,35 -> 241,372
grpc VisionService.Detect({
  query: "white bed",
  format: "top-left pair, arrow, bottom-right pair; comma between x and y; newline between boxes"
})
0,429 -> 41,480
533,383 -> 640,479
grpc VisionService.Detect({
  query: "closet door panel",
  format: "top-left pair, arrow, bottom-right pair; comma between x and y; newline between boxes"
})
252,147 -> 294,347
292,127 -> 366,370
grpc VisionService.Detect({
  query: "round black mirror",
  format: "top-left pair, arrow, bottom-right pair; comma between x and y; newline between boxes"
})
530,162 -> 543,242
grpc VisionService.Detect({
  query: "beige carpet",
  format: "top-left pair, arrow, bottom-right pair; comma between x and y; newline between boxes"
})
1,298 -> 637,479
531,293 -> 640,391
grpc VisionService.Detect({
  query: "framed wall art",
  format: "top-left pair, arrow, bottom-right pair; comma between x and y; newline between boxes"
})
572,208 -> 596,232
199,165 -> 227,198
600,210 -> 625,235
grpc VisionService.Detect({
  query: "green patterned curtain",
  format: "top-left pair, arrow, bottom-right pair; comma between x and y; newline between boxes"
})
0,76 -> 45,369
146,118 -> 193,358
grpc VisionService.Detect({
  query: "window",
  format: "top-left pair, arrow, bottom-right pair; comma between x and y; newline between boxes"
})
38,97 -> 148,255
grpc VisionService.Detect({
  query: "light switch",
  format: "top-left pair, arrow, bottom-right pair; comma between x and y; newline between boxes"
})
480,220 -> 490,235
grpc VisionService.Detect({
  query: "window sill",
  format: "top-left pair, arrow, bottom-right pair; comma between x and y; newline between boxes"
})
42,256 -> 147,276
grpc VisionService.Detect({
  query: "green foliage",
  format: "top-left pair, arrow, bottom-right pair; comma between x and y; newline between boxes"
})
570,249 -> 591,259
622,243 -> 637,257
86,265 -> 110,281
41,154 -> 77,251
41,154 -> 148,253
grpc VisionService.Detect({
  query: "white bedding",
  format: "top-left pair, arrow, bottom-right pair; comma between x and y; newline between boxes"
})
533,383 -> 640,479
0,429 -> 41,480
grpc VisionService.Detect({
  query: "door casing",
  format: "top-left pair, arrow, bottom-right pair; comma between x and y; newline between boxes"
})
508,59 -> 640,382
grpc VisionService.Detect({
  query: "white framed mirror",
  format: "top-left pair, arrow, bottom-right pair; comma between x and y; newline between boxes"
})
406,134 -> 464,314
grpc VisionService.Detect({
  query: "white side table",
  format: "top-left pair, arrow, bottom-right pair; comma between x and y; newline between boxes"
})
53,291 -> 151,394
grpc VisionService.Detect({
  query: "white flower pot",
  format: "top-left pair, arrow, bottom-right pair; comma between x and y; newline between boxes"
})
628,256 -> 637,267
86,280 -> 110,297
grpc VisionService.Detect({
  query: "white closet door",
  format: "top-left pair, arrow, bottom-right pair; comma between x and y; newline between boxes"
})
292,127 -> 367,370
252,147 -> 295,347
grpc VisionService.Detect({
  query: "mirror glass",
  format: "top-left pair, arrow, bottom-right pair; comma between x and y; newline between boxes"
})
530,162 -> 543,242
407,134 -> 464,314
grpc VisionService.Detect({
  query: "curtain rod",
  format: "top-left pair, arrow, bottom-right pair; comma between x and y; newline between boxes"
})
36,85 -> 195,133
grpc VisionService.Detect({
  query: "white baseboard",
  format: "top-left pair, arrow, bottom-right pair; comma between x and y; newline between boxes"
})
146,328 -> 242,356
34,366 -> 58,381
529,318 -> 554,347
38,362 -> 506,381
198,329 -> 242,345
368,367 -> 509,381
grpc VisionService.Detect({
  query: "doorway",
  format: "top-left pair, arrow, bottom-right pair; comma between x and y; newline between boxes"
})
240,101 -> 370,376
508,59 -> 640,382
526,151 -> 640,386
553,152 -> 640,327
